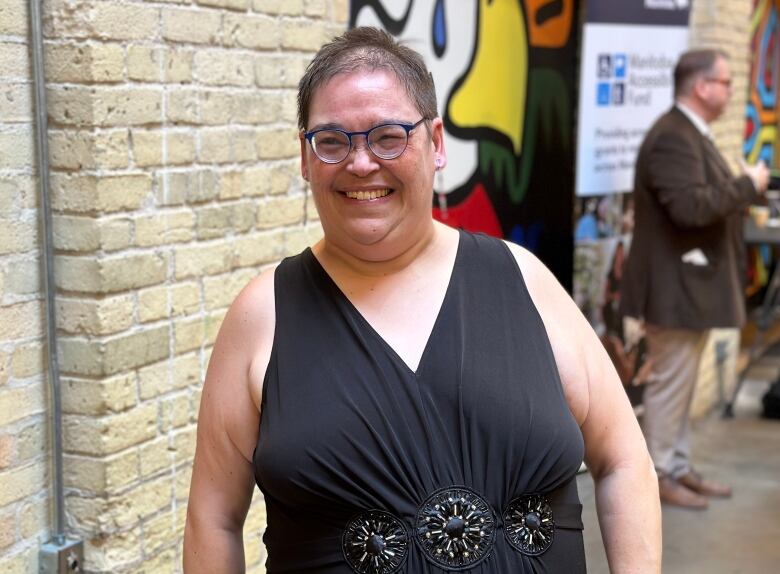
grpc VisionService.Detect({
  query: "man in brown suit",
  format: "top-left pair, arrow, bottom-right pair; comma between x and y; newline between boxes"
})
621,49 -> 769,509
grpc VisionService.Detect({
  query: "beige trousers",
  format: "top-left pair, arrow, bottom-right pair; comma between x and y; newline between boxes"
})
642,324 -> 709,478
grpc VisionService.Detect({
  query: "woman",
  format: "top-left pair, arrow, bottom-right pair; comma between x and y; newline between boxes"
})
184,28 -> 661,573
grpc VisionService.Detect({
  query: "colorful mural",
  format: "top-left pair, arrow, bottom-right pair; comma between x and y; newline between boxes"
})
351,0 -> 579,288
744,0 -> 780,166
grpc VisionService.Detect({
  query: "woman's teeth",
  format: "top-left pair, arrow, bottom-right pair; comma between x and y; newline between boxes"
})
345,189 -> 390,201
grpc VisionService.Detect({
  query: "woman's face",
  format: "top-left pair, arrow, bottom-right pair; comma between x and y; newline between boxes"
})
300,69 -> 446,260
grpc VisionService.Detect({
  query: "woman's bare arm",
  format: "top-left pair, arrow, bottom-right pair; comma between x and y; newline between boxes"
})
508,243 -> 661,573
183,270 -> 276,573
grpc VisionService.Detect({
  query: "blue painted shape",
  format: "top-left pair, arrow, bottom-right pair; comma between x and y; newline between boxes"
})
510,223 -> 544,253
597,83 -> 610,106
433,0 -> 446,57
757,9 -> 778,108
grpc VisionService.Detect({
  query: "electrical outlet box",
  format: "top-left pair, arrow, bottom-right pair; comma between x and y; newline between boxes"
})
40,538 -> 84,574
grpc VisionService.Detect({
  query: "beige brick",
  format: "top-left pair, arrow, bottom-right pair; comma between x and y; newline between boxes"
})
139,436 -> 173,478
111,475 -> 172,526
0,384 -> 44,426
281,19 -> 331,51
161,392 -> 191,431
233,91 -> 284,124
138,285 -> 168,323
165,48 -> 193,83
58,325 -> 170,377
135,213 -> 167,247
127,45 -> 163,82
0,219 -> 37,255
56,252 -> 165,293
162,8 -> 222,44
173,427 -> 196,460
171,282 -> 200,317
84,526 -> 143,570
11,343 -> 43,379
0,42 -> 30,79
142,509 -> 177,556
53,215 -> 99,251
174,242 -> 233,279
199,91 -> 233,125
138,353 -> 199,400
0,0 -> 27,36
0,301 -> 43,341
0,507 -> 14,549
234,231 -> 284,267
304,0 -> 327,17
242,164 -> 294,196
132,129 -> 163,167
0,461 -> 46,506
57,294 -> 134,336
256,127 -> 299,159
284,224 -> 323,255
3,257 -> 40,297
62,374 -> 137,416
45,42 -> 125,83
49,129 -> 129,170
64,403 -> 158,456
15,421 -> 45,462
48,86 -> 162,127
0,126 -> 34,170
166,210 -> 196,243
51,173 -> 151,213
100,217 -> 133,251
195,204 -> 234,239
0,84 -> 32,123
203,269 -> 257,311
257,195 -> 305,228
65,449 -> 140,492
0,434 -> 14,469
167,132 -> 197,164
157,170 -> 220,206
130,547 -> 178,574
253,0 -> 304,15
205,309 -> 226,345
223,13 -> 279,49
89,1 -> 160,41
166,88 -> 200,124
0,351 -> 8,387
218,171 -> 243,200
255,54 -> 310,88
193,51 -> 254,87
18,496 -> 48,539
199,128 -> 258,164
0,547 -> 38,574
174,316 -> 204,353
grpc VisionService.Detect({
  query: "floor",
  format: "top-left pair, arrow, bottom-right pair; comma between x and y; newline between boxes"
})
577,359 -> 780,574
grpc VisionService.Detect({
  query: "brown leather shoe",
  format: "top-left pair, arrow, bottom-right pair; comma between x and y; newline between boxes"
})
658,476 -> 709,509
677,470 -> 732,498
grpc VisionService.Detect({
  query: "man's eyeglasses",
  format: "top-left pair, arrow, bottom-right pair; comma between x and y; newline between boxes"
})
705,77 -> 732,88
303,118 -> 427,164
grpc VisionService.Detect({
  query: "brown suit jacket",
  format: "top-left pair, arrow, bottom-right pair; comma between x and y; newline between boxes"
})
621,107 -> 760,330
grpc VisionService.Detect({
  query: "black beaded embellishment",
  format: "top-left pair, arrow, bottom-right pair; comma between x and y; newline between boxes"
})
503,494 -> 555,556
415,486 -> 496,569
342,509 -> 408,574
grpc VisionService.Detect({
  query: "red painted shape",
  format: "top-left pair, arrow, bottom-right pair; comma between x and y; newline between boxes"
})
432,183 -> 504,238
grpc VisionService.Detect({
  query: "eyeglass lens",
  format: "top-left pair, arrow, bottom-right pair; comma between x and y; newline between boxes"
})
311,124 -> 409,163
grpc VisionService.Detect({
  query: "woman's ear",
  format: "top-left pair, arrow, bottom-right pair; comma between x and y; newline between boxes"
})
299,133 -> 309,181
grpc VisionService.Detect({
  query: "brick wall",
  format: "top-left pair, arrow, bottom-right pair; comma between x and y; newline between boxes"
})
689,0 -> 752,418
0,0 -> 347,572
0,0 -> 50,571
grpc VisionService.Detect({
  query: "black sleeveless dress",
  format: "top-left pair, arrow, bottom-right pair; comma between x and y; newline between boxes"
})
254,230 -> 587,573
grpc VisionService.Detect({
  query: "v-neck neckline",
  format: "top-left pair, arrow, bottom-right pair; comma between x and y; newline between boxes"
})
305,230 -> 464,378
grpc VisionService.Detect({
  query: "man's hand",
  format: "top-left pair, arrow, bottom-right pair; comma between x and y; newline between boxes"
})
740,158 -> 770,193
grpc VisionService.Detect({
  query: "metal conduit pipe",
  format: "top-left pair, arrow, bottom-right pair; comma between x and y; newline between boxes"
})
29,1 -> 84,570
29,0 -> 65,542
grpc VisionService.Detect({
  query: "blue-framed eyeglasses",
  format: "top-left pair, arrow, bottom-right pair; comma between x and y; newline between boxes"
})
303,118 -> 427,164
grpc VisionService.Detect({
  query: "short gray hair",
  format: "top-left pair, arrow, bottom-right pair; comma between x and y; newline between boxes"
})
297,27 -> 438,131
674,48 -> 728,98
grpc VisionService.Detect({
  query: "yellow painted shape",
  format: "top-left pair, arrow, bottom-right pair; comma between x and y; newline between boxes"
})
748,125 -> 777,164
448,0 -> 528,154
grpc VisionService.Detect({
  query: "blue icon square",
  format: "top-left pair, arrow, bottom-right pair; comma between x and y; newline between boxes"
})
597,83 -> 611,106
614,54 -> 627,78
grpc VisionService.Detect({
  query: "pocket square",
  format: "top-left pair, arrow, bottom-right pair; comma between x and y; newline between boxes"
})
681,248 -> 709,266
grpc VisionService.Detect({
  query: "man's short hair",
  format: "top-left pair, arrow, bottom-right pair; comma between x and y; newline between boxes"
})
297,27 -> 438,131
674,48 -> 728,98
